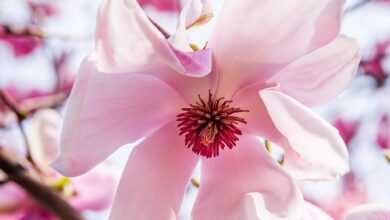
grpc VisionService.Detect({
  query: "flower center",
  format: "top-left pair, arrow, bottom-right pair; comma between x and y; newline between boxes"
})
176,91 -> 249,158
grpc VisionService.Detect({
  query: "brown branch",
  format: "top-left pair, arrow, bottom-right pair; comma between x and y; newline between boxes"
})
0,150 -> 85,220
0,90 -> 67,119
1,24 -> 87,41
0,177 -> 9,185
0,90 -> 41,171
0,90 -> 26,121
19,92 -> 68,113
0,89 -> 68,174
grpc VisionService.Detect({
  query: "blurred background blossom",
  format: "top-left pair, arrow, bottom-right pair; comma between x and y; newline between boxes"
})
0,0 -> 389,219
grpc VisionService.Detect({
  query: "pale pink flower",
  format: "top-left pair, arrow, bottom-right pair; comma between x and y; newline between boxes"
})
345,204 -> 390,220
26,109 -> 61,174
54,0 -> 360,219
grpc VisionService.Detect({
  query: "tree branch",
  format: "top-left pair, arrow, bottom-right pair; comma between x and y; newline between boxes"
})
1,24 -> 86,41
0,150 -> 85,220
0,90 -> 26,121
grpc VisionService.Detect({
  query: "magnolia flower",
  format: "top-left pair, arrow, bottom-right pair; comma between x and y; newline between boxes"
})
54,0 -> 360,219
344,204 -> 390,220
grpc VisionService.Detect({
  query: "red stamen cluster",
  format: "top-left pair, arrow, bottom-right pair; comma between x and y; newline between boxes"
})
177,92 -> 249,158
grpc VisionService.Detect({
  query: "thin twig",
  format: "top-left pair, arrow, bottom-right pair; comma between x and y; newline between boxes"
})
0,150 -> 85,220
0,90 -> 41,172
0,90 -> 67,118
0,90 -> 26,121
19,92 -> 67,113
1,24 -> 87,41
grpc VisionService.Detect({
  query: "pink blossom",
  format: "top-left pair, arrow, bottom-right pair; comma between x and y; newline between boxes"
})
377,114 -> 390,150
138,0 -> 181,12
54,0 -> 360,219
333,118 -> 360,146
0,26 -> 42,57
360,39 -> 389,87
345,204 -> 390,220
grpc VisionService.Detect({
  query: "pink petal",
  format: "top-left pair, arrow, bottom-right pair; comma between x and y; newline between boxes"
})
27,109 -> 61,167
109,122 -> 197,220
303,202 -> 333,220
53,58 -> 185,176
95,0 -> 211,77
0,34 -> 42,57
169,46 -> 212,78
191,135 -> 303,220
208,0 -> 345,97
232,82 -> 282,141
69,167 -> 116,211
308,0 -> 345,50
169,0 -> 213,51
0,211 -> 26,220
268,36 -> 360,106
345,204 -> 390,220
0,183 -> 28,212
260,89 -> 349,180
